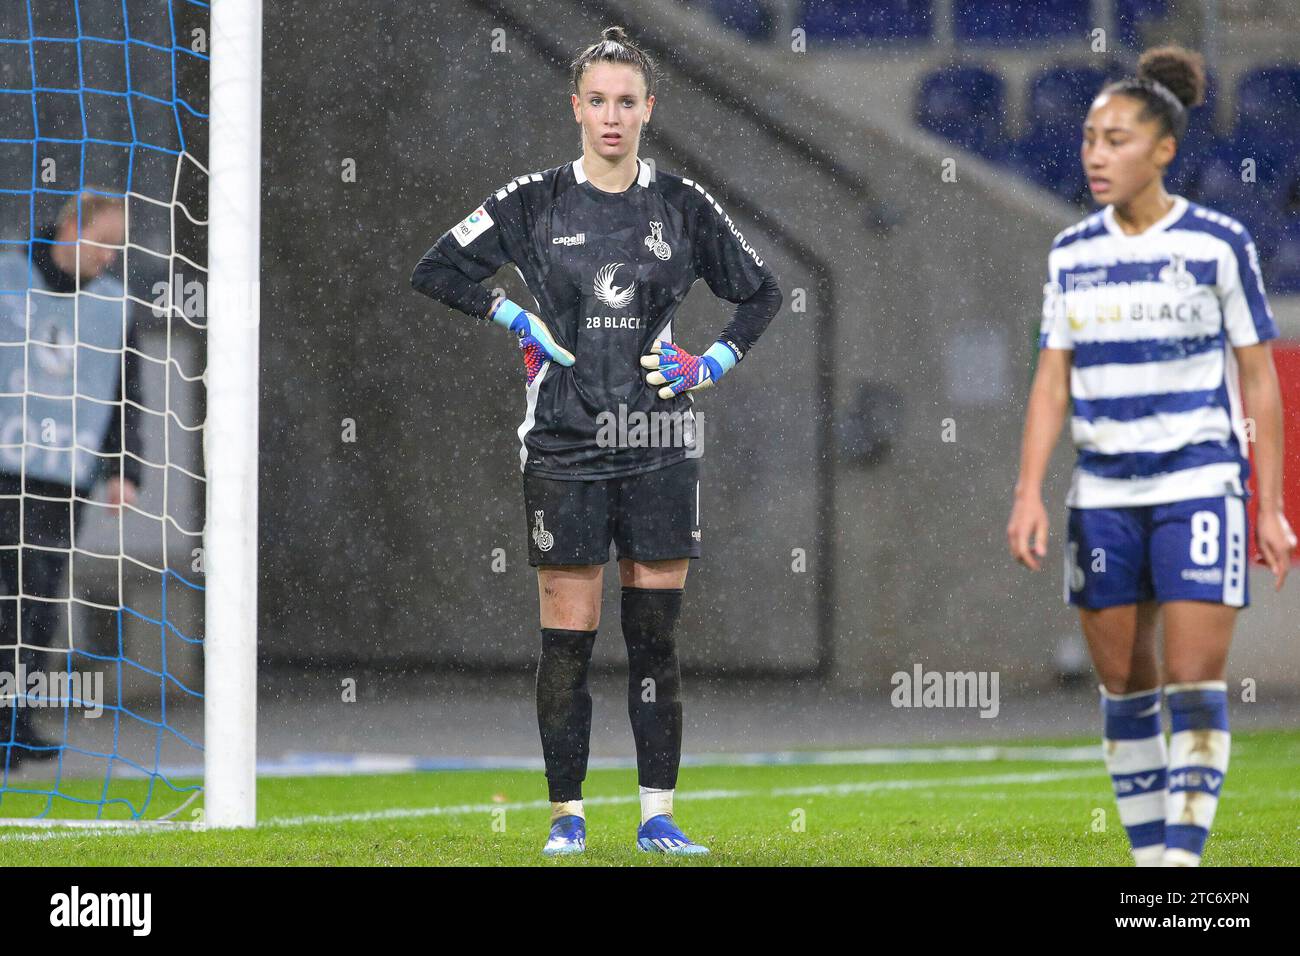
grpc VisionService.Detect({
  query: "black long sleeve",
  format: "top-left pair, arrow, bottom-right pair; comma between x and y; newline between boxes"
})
410,244 -> 499,321
717,272 -> 783,360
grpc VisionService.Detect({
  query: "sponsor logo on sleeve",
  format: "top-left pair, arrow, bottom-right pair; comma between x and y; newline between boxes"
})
452,206 -> 494,247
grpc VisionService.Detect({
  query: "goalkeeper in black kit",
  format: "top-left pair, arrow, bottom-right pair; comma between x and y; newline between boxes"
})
411,26 -> 782,856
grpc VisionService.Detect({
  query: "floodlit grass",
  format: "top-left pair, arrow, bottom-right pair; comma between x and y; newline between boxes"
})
1,730 -> 1295,866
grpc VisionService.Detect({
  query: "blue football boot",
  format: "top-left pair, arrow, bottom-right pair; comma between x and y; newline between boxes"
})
542,814 -> 586,856
636,814 -> 709,855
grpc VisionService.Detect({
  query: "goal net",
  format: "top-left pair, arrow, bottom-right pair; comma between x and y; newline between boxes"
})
0,0 -> 257,828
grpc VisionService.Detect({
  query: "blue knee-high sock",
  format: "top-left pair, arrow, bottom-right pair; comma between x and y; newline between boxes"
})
1100,686 -> 1167,866
1164,681 -> 1230,867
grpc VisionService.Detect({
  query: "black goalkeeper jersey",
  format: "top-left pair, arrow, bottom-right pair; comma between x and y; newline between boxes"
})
420,156 -> 777,480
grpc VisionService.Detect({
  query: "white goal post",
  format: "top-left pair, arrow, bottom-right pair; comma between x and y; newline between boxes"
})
204,0 -> 261,830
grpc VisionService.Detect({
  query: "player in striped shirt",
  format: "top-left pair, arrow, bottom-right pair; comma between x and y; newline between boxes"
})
1008,46 -> 1296,866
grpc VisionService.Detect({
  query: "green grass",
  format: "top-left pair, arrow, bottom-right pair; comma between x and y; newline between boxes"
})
1,730 -> 1296,866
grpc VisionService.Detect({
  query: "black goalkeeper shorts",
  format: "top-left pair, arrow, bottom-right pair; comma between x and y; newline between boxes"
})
522,456 -> 702,567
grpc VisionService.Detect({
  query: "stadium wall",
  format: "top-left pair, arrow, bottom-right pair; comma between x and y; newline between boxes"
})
257,0 -> 1300,689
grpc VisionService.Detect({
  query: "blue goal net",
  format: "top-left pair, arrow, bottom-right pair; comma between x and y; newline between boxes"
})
0,0 -> 210,824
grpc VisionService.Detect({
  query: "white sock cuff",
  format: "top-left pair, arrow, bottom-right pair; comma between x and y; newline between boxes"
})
1164,680 -> 1227,695
1133,844 -> 1166,867
639,786 -> 674,823
1099,684 -> 1162,701
551,799 -> 585,821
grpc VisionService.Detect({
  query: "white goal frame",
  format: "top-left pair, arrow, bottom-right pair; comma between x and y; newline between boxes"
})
204,0 -> 261,829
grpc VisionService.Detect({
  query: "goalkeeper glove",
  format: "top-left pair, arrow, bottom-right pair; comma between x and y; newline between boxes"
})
519,337 -> 546,386
640,339 -> 738,399
490,298 -> 575,383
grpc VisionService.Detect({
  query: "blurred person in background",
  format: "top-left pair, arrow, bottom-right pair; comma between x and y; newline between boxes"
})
1009,47 -> 1296,866
0,189 -> 143,770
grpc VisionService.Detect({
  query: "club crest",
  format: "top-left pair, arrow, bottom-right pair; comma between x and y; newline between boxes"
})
644,221 -> 671,260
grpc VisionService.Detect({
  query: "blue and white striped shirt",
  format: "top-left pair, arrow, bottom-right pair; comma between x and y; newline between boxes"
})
1039,196 -> 1279,508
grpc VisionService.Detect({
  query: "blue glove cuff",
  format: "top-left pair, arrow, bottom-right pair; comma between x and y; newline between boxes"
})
491,297 -> 527,333
703,341 -> 738,380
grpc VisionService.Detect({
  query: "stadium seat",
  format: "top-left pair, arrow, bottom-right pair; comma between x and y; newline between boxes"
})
1026,64 -> 1115,124
1187,144 -> 1282,261
1228,67 -> 1300,195
801,0 -> 934,41
1166,72 -> 1218,196
953,0 -> 1089,43
1234,66 -> 1300,131
1184,67 -> 1300,264
708,0 -> 777,41
915,64 -> 1008,162
1114,0 -> 1169,49
1009,65 -> 1112,204
1266,218 -> 1300,294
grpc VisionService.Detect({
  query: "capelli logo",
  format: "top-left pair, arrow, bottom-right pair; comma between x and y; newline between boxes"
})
553,233 -> 586,246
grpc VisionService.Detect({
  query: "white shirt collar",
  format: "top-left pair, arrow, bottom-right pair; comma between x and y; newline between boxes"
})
572,155 -> 651,190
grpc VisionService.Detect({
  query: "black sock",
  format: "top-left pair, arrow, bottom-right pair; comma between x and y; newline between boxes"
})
621,587 -> 684,791
535,627 -> 597,802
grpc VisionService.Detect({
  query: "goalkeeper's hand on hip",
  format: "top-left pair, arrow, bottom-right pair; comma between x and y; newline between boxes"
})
640,339 -> 738,399
490,298 -> 574,385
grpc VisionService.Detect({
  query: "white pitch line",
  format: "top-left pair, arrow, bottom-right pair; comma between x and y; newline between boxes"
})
0,768 -> 1104,844
138,744 -> 1106,778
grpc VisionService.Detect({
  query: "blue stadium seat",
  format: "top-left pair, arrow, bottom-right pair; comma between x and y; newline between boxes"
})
1025,65 -> 1114,127
708,0 -> 777,41
802,0 -> 934,41
1266,217 -> 1300,294
915,64 -> 1008,161
1114,0 -> 1168,49
1009,65 -> 1111,204
1228,67 -> 1300,192
1166,72 -> 1218,196
1187,144 -> 1283,261
1234,66 -> 1300,134
954,0 -> 1089,43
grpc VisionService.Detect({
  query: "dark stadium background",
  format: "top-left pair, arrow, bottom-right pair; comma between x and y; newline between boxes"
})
9,0 -> 1290,761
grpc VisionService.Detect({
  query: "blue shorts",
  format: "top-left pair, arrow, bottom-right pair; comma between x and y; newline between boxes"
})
1064,495 -> 1249,610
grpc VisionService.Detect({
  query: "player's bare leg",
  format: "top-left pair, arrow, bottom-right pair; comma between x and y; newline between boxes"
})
619,557 -> 688,590
538,564 -> 603,630
1162,601 -> 1234,684
1078,601 -> 1159,693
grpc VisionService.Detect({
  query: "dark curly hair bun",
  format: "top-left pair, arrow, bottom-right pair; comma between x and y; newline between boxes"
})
1137,45 -> 1207,110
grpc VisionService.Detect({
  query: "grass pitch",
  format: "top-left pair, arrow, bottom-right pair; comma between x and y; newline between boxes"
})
1,729 -> 1296,866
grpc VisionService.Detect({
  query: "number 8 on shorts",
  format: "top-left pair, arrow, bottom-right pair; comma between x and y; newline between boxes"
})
1065,495 -> 1249,609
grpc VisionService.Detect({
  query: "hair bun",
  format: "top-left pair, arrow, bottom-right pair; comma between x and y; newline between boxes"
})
570,26 -> 659,97
1137,45 -> 1207,109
